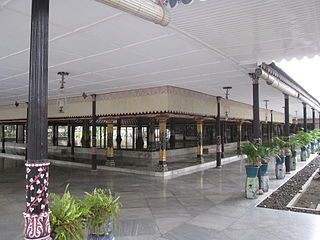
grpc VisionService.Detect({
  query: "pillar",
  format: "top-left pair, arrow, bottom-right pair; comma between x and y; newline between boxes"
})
169,119 -> 176,149
106,120 -> 115,166
196,118 -> 204,163
116,118 -> 122,149
250,73 -> 262,195
91,94 -> 97,171
237,121 -> 243,154
136,119 -> 144,149
312,108 -> 315,130
71,125 -> 75,155
52,125 -> 58,146
270,110 -> 273,140
82,120 -> 90,148
17,124 -> 25,143
319,112 -> 320,129
303,103 -> 307,132
24,1 -> 51,239
221,121 -> 225,158
1,125 -> 5,153
148,118 -> 156,151
216,96 -> 222,168
251,73 -> 261,144
157,116 -> 168,172
67,125 -> 71,147
284,94 -> 291,173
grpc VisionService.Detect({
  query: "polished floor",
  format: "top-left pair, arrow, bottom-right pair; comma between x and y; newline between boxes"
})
0,156 -> 319,240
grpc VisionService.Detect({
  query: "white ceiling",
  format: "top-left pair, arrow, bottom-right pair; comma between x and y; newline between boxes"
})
0,0 -> 319,118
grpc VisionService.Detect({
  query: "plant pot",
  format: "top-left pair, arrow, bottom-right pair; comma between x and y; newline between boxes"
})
245,165 -> 259,178
311,142 -> 315,154
88,234 -> 114,240
260,163 -> 268,176
290,150 -> 297,171
87,218 -> 114,240
300,147 -> 307,161
275,155 -> 285,165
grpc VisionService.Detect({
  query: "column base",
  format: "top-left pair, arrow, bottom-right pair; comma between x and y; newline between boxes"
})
1,149 -> 5,153
23,211 -> 51,240
105,158 -> 115,167
197,155 -> 204,163
261,175 -> 269,192
275,163 -> 285,179
156,161 -> 168,172
245,177 -> 259,199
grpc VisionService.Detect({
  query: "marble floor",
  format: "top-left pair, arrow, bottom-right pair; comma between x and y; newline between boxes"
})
0,156 -> 319,240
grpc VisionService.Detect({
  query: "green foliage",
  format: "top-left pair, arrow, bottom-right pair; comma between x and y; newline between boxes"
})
295,131 -> 312,146
289,134 -> 301,150
257,143 -> 275,163
49,187 -> 86,240
81,188 -> 121,236
241,143 -> 260,165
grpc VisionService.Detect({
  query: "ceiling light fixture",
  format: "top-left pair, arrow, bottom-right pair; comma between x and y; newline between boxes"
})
57,72 -> 69,113
82,92 -> 88,99
223,86 -> 232,121
95,0 -> 170,26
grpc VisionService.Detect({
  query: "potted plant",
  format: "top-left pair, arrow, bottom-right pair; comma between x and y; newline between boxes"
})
289,134 -> 301,171
257,143 -> 272,176
241,143 -> 261,178
82,188 -> 120,240
296,131 -> 311,161
50,187 -> 87,240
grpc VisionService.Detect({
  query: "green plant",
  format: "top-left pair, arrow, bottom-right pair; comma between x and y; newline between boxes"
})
241,143 -> 260,165
82,188 -> 120,236
49,187 -> 87,240
295,131 -> 312,146
289,134 -> 301,150
257,143 -> 274,163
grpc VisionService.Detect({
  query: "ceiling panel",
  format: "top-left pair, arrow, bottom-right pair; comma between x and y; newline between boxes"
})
0,0 -> 319,118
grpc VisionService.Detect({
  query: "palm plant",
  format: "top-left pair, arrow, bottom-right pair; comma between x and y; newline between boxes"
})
82,188 -> 120,239
241,143 -> 260,166
49,187 -> 87,240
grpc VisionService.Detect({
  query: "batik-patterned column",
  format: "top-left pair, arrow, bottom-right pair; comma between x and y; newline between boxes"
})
148,118 -> 156,151
196,118 -> 204,163
24,1 -> 51,239
157,116 -> 168,172
116,118 -> 122,149
106,120 -> 115,166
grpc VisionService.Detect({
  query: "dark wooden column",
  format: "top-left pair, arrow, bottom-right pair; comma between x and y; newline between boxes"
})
136,119 -> 144,149
169,119 -> 176,149
67,124 -> 71,147
71,125 -> 75,155
303,103 -> 307,132
24,1 -> 51,239
284,94 -> 291,173
52,124 -> 58,146
116,118 -> 122,149
1,125 -> 5,153
82,120 -> 90,148
251,73 -> 261,144
148,118 -> 156,151
236,121 -> 243,154
269,110 -> 273,140
106,119 -> 115,166
91,94 -> 97,171
216,96 -> 222,168
312,108 -> 315,130
16,124 -> 25,144
221,121 -> 225,158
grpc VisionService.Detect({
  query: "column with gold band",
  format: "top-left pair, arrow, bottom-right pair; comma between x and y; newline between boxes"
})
106,119 -> 115,166
196,118 -> 204,163
157,116 -> 168,172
